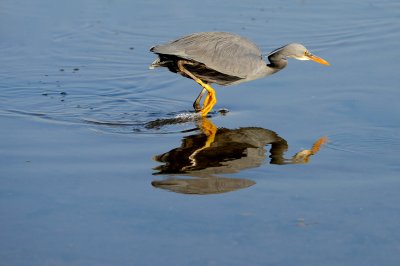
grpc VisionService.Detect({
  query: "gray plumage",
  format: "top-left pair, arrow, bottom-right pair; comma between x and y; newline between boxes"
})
150,32 -> 328,86
150,32 -> 271,85
151,32 -> 264,81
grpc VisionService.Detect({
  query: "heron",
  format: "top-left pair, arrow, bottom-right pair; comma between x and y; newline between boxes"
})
149,32 -> 330,116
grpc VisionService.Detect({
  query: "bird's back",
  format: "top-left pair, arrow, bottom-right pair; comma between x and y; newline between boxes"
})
150,32 -> 266,79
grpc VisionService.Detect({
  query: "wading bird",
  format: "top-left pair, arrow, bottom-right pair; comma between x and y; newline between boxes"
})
149,32 -> 329,116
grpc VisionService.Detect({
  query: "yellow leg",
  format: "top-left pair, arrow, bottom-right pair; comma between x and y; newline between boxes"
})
202,91 -> 212,109
194,78 -> 217,116
177,60 -> 217,117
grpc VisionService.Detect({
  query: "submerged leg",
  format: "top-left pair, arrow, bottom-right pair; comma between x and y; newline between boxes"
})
177,60 -> 217,117
193,87 -> 207,112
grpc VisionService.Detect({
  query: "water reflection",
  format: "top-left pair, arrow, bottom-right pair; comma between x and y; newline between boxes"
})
152,118 -> 327,195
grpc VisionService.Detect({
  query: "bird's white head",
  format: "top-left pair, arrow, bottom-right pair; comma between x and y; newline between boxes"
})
270,43 -> 330,66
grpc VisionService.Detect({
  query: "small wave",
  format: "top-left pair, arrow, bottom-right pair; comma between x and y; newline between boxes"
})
327,126 -> 400,155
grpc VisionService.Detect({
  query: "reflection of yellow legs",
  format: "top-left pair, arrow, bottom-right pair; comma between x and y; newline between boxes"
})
199,118 -> 217,148
177,60 -> 217,116
185,118 -> 218,170
292,136 -> 329,163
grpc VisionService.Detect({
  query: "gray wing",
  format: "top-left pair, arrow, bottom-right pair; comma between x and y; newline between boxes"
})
150,32 -> 266,78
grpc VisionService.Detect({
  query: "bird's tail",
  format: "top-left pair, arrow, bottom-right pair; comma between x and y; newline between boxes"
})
149,57 -> 173,70
149,58 -> 161,69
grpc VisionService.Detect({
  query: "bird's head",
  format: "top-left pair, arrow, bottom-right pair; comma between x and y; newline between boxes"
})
269,43 -> 330,66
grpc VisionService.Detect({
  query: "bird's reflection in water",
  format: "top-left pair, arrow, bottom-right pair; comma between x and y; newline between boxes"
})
152,118 -> 327,195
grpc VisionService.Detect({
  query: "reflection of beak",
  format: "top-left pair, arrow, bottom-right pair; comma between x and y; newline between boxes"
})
307,54 -> 330,66
292,136 -> 329,163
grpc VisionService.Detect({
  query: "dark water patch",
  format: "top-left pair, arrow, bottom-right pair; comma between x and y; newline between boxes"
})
82,112 -> 201,134
152,177 -> 256,195
5,109 -> 54,120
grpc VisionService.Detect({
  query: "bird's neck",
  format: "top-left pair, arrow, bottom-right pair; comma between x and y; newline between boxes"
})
267,51 -> 288,72
260,58 -> 287,78
242,48 -> 289,82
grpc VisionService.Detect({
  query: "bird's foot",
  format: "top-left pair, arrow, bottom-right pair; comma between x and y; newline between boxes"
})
193,102 -> 202,112
190,79 -> 217,116
200,94 -> 217,116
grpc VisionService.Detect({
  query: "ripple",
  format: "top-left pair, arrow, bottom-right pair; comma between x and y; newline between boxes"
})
327,126 -> 400,155
82,110 -> 201,135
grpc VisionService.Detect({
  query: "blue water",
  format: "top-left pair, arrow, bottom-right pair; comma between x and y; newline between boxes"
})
1,0 -> 400,265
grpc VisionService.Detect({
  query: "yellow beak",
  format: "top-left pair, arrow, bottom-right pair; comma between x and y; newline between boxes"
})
307,54 -> 330,66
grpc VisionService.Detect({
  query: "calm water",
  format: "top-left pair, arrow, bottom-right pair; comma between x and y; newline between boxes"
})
1,0 -> 400,265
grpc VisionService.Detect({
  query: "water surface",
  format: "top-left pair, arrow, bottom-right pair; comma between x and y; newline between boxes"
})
1,0 -> 400,265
